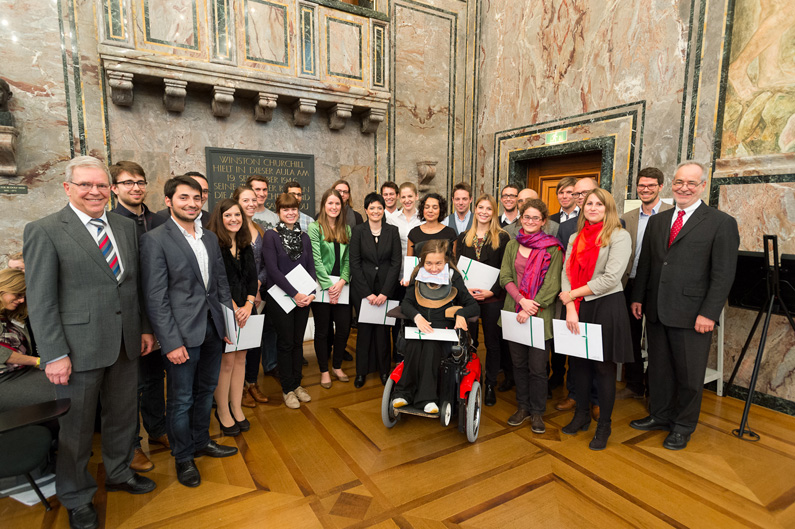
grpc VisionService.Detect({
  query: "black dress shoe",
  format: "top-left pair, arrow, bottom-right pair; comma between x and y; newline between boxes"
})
68,504 -> 98,529
105,473 -> 156,494
497,377 -> 514,392
629,415 -> 670,431
230,404 -> 250,432
354,375 -> 365,388
302,357 -> 309,366
195,440 -> 238,458
214,409 -> 240,437
176,459 -> 201,488
663,431 -> 690,450
380,374 -> 389,386
343,351 -> 354,362
484,384 -> 496,406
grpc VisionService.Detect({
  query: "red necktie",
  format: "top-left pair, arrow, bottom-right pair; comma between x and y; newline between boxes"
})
668,210 -> 685,247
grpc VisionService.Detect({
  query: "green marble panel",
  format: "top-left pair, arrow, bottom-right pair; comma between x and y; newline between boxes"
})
103,0 -> 126,41
212,0 -> 232,59
373,24 -> 385,87
301,6 -> 316,75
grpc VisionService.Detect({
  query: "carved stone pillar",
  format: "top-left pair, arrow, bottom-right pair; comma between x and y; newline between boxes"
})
0,126 -> 19,177
107,71 -> 134,106
254,92 -> 278,122
212,86 -> 235,118
328,103 -> 353,130
163,79 -> 188,112
292,98 -> 317,127
361,108 -> 385,134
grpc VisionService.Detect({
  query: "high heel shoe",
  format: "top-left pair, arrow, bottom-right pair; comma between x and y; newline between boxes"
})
332,370 -> 349,382
561,412 -> 591,435
229,404 -> 250,432
215,409 -> 240,437
589,422 -> 611,451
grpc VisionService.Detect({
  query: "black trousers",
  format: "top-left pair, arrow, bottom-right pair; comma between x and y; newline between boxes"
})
549,301 -> 567,382
646,319 -> 712,435
393,342 -> 444,407
312,303 -> 351,372
470,301 -> 502,386
266,293 -> 310,393
509,339 -> 550,414
356,322 -> 390,377
569,356 -> 617,426
623,279 -> 647,395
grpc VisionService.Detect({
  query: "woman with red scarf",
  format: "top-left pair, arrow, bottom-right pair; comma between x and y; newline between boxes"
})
559,188 -> 633,450
499,199 -> 563,434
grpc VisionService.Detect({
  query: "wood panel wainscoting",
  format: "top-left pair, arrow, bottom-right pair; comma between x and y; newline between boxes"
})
2,328 -> 794,528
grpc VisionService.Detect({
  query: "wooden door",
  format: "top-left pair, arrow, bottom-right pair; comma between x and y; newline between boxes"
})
526,151 -> 602,215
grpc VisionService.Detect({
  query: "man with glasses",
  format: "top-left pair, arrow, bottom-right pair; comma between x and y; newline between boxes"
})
283,181 -> 315,232
334,179 -> 363,228
550,177 -> 579,224
617,167 -> 672,401
24,156 -> 157,529
157,171 -> 210,228
630,161 -> 739,450
499,184 -> 521,227
109,161 -> 168,475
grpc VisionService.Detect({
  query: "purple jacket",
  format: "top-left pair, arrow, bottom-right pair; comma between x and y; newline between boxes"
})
262,230 -> 317,297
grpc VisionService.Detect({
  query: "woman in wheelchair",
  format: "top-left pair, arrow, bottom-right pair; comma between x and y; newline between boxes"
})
392,239 -> 480,414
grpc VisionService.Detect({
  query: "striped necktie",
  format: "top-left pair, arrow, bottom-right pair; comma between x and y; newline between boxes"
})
89,218 -> 121,280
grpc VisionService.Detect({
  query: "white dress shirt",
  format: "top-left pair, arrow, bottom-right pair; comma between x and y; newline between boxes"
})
386,208 -> 423,275
69,203 -> 125,278
172,217 -> 210,290
670,199 -> 702,229
443,210 -> 472,234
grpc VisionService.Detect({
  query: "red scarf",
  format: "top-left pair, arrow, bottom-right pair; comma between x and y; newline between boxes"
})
566,221 -> 603,313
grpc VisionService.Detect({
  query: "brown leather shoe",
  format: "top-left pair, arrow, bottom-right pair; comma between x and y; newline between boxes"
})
130,448 -> 154,473
591,405 -> 601,421
248,384 -> 269,403
555,397 -> 576,411
241,387 -> 256,408
148,434 -> 170,449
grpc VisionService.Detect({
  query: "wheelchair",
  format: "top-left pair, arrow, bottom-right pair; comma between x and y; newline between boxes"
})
381,307 -> 483,442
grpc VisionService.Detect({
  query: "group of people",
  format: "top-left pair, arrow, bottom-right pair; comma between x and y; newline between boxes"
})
0,155 -> 739,529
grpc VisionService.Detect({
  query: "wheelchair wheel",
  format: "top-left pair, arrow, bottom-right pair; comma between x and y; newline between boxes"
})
440,401 -> 453,427
381,377 -> 398,428
466,380 -> 481,442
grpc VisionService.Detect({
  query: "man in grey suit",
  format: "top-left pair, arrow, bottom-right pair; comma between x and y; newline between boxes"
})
618,167 -> 673,400
140,175 -> 237,489
24,156 -> 157,529
630,161 -> 740,450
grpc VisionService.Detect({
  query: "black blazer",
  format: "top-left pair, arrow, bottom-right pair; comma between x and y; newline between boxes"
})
631,202 -> 739,328
349,221 -> 401,301
455,231 -> 510,299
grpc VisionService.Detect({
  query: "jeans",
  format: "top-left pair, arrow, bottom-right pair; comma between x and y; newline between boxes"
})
164,316 -> 224,463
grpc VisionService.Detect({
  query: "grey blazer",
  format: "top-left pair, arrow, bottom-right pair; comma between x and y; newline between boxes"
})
23,206 -> 151,371
140,219 -> 233,354
561,229 -> 632,301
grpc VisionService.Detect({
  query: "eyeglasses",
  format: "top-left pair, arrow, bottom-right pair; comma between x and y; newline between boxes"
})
521,215 -> 543,222
289,191 -> 303,198
501,193 -> 517,199
68,181 -> 110,192
636,184 -> 659,190
571,191 -> 592,198
335,189 -> 350,196
672,180 -> 704,190
115,180 -> 148,189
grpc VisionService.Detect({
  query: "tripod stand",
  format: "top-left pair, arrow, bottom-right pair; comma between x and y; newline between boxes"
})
727,235 -> 795,441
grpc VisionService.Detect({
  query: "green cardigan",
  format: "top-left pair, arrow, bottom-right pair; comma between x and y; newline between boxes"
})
498,240 -> 563,340
308,221 -> 351,289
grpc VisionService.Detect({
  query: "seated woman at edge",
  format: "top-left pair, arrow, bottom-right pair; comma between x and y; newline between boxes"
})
392,240 -> 479,414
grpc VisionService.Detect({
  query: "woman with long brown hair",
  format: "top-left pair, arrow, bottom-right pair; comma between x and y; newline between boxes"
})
207,199 -> 258,436
559,188 -> 633,450
308,188 -> 352,389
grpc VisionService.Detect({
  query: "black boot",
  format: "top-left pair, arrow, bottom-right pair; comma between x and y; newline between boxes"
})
589,422 -> 612,451
561,411 -> 591,435
484,384 -> 496,406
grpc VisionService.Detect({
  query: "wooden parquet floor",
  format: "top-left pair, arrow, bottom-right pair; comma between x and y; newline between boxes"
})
3,333 -> 795,529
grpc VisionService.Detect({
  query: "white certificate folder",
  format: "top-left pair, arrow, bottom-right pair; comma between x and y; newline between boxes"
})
404,327 -> 460,342
552,320 -> 604,362
266,265 -> 316,314
501,311 -> 545,350
458,256 -> 500,292
358,299 -> 400,326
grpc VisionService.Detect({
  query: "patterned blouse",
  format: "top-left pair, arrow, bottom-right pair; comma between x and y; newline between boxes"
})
0,315 -> 33,375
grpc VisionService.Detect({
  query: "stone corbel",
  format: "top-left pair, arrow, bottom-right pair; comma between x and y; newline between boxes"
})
416,161 -> 437,192
361,108 -> 385,134
292,98 -> 317,127
163,79 -> 188,112
107,71 -> 134,106
254,92 -> 278,122
0,126 -> 19,177
328,103 -> 353,130
212,86 -> 235,118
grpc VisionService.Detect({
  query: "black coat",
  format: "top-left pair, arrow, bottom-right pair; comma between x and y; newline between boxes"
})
400,270 -> 480,327
349,221 -> 401,302
221,245 -> 258,307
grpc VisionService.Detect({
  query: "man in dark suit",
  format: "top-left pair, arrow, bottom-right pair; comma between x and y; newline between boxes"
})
618,167 -> 673,400
630,161 -> 739,450
140,175 -> 237,488
24,156 -> 157,529
157,171 -> 210,228
549,176 -> 579,225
